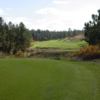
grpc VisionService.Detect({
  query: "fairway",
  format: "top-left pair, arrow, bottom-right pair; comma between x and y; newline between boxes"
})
0,59 -> 100,100
32,39 -> 87,50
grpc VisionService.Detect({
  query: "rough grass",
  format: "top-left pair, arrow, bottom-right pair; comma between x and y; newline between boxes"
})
0,58 -> 100,100
31,39 -> 87,50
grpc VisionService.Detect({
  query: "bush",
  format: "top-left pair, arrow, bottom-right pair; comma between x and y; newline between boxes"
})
15,51 -> 25,57
77,45 -> 100,60
0,52 -> 5,58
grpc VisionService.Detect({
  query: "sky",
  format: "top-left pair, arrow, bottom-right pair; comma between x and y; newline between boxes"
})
0,0 -> 100,31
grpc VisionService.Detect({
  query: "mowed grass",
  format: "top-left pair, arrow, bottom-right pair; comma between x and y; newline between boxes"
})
0,58 -> 100,100
32,39 -> 87,50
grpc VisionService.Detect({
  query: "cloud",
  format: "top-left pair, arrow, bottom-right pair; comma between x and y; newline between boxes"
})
5,8 -> 12,11
0,8 -> 4,15
53,0 -> 70,5
4,16 -> 33,29
36,7 -> 59,15
34,0 -> 100,30
1,0 -> 100,31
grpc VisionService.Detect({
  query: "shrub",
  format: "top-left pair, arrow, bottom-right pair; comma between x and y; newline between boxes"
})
15,51 -> 24,57
77,45 -> 100,60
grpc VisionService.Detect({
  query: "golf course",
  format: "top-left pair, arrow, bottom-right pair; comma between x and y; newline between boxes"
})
0,58 -> 100,100
0,4 -> 100,100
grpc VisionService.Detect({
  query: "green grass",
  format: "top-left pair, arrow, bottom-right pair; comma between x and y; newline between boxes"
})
32,39 -> 87,50
0,58 -> 100,100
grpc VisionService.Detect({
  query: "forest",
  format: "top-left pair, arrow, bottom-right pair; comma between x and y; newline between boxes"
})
32,29 -> 83,41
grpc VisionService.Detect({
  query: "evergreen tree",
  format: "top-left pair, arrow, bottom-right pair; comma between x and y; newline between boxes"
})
0,17 -> 31,54
84,9 -> 100,45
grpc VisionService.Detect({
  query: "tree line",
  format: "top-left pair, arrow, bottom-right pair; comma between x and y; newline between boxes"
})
0,16 -> 83,55
0,9 -> 100,55
31,29 -> 83,41
0,17 -> 31,54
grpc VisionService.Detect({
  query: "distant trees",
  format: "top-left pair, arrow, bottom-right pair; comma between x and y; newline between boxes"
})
0,17 -> 31,54
0,16 -> 84,55
32,29 -> 83,41
84,9 -> 100,45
